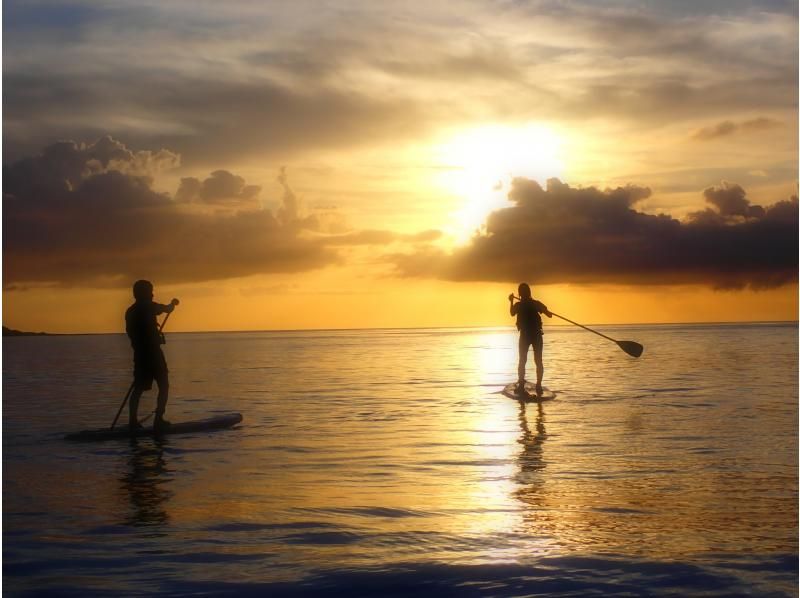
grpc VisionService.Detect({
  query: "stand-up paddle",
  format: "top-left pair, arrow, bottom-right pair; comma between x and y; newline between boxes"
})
550,311 -> 643,357
512,297 -> 643,358
110,299 -> 179,430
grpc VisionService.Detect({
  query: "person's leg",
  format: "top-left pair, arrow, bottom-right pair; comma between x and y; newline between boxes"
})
533,335 -> 544,395
128,384 -> 145,428
517,335 -> 529,389
153,351 -> 170,429
130,353 -> 152,429
153,373 -> 170,428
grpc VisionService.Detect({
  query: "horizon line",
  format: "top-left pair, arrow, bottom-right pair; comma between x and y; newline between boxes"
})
5,319 -> 797,337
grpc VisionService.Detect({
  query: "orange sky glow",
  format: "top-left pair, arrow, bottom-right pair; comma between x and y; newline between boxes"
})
3,1 -> 798,333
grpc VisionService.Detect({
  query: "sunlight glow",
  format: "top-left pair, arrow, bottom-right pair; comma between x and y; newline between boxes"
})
434,123 -> 565,241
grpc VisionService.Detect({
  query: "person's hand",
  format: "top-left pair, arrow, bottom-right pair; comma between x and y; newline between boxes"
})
545,311 -> 552,318
164,298 -> 179,313
508,293 -> 515,302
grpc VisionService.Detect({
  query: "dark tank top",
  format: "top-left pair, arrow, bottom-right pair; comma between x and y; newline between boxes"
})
516,299 -> 546,337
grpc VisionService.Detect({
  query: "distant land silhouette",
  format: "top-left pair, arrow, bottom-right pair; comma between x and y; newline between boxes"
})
3,326 -> 51,337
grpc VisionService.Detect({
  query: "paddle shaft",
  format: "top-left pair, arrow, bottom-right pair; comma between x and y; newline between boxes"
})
549,311 -> 618,343
159,311 -> 172,333
110,380 -> 136,430
110,310 -> 173,430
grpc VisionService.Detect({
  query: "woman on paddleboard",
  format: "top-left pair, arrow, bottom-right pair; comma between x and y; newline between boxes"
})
509,283 -> 552,396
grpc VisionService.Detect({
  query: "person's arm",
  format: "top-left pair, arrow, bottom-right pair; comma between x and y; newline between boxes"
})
538,301 -> 552,318
153,302 -> 173,316
153,299 -> 179,316
124,308 -> 135,342
509,294 -> 518,316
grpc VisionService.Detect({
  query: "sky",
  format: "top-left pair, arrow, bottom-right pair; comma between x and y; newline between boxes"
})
3,0 -> 798,333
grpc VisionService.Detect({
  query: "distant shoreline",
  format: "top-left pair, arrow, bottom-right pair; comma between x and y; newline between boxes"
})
2,326 -> 55,337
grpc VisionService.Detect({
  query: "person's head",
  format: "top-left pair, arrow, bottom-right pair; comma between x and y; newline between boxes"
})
133,279 -> 154,302
518,282 -> 531,299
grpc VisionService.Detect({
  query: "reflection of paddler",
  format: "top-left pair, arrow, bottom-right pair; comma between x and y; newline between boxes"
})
120,439 -> 172,527
517,401 -> 546,477
514,401 -> 548,516
509,283 -> 552,397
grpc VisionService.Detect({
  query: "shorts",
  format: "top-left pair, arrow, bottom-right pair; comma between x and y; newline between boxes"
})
519,332 -> 543,358
133,349 -> 169,391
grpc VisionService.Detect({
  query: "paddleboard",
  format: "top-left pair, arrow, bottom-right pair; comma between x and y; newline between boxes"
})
65,413 -> 243,442
501,382 -> 557,402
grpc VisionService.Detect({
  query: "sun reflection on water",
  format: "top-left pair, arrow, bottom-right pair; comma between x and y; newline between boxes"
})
3,324 -> 797,592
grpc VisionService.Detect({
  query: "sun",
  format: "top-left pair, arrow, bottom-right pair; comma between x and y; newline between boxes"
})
434,123 -> 565,241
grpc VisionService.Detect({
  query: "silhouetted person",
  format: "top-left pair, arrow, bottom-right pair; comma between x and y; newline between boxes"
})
125,280 -> 178,433
509,282 -> 551,396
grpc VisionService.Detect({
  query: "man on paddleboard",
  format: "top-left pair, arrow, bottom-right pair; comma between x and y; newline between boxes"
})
509,283 -> 552,396
125,280 -> 178,433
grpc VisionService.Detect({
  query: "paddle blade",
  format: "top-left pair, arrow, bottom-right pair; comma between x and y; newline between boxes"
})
617,340 -> 644,358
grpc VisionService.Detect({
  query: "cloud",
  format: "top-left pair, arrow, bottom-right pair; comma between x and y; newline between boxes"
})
391,177 -> 798,290
695,182 -> 766,220
692,120 -> 738,140
692,117 -> 781,140
2,70 -> 436,165
2,135 -> 179,199
175,170 -> 261,208
3,139 -> 336,287
276,166 -> 300,225
2,2 -> 796,163
2,137 -> 444,288
324,229 -> 443,246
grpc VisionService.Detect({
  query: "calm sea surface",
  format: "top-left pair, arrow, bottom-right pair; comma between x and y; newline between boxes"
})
3,323 -> 798,596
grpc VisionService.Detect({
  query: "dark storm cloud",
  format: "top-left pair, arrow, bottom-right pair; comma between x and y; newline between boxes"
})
392,178 -> 798,290
3,139 -> 336,287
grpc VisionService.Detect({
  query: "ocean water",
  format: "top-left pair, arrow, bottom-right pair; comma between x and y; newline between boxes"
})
3,323 -> 798,596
